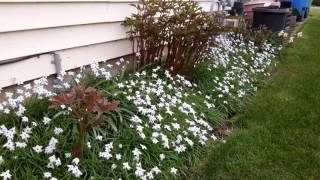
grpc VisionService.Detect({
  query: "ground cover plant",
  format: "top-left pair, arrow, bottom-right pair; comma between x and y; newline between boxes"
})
194,29 -> 283,115
0,2 -> 304,180
0,61 -> 224,179
191,9 -> 320,180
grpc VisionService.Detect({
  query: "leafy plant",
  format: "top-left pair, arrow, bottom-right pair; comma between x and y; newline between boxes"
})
50,85 -> 119,158
123,0 -> 224,77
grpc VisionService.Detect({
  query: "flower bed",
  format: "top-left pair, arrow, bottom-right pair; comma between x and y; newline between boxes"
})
0,26 -> 302,180
194,32 -> 280,114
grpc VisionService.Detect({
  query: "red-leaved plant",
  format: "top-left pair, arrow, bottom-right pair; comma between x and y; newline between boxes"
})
123,0 -> 225,77
50,85 -> 119,158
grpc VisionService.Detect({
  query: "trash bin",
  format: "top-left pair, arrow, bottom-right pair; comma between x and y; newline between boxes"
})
279,0 -> 292,8
244,2 -> 266,28
305,0 -> 313,18
252,7 -> 291,32
230,2 -> 244,16
292,0 -> 311,21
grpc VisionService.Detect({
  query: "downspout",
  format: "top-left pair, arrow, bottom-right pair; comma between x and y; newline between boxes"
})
51,53 -> 63,74
0,52 -> 63,87
0,52 -> 63,75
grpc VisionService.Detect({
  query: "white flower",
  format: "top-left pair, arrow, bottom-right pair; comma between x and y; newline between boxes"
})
134,165 -> 146,177
159,154 -> 165,161
99,151 -> 112,160
0,156 -> 4,165
0,170 -> 11,180
67,165 -> 83,177
43,117 -> 52,125
111,164 -> 117,170
20,127 -> 32,141
278,30 -> 284,37
65,153 -> 72,158
123,162 -> 131,170
47,155 -> 61,169
289,37 -> 294,43
3,109 -> 10,114
43,172 -> 52,179
15,142 -> 27,148
21,116 -> 29,122
171,123 -> 180,130
115,154 -> 122,160
140,144 -> 147,150
95,135 -> 103,141
72,158 -> 80,165
45,137 -> 58,154
33,145 -> 43,153
87,142 -> 92,149
170,167 -> 177,175
54,128 -> 63,135
211,134 -> 217,141
31,122 -> 38,127
3,140 -> 15,151
132,148 -> 142,161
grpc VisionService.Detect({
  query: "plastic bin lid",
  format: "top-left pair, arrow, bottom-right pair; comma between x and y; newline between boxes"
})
252,7 -> 290,13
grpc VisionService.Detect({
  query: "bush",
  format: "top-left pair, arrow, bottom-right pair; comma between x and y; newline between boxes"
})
123,0 -> 224,77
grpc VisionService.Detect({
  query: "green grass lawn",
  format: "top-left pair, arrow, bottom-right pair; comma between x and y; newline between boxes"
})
192,9 -> 320,179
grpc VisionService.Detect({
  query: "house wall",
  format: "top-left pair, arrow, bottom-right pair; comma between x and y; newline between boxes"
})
0,0 -> 213,88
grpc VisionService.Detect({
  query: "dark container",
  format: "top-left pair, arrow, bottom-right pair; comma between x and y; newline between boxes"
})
252,7 -> 290,32
230,2 -> 244,16
280,0 -> 292,8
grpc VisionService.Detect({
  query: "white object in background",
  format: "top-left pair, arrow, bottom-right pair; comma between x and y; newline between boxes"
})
210,0 -> 221,12
223,19 -> 239,27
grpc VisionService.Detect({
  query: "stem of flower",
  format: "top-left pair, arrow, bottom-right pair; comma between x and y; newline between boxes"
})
78,123 -> 86,158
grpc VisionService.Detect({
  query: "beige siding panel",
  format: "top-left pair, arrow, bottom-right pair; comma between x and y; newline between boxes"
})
0,0 -> 211,2
0,2 -> 136,33
61,39 -> 131,70
198,1 -> 212,11
0,39 -> 131,88
0,0 -> 213,88
0,1 -> 212,62
0,0 -> 212,33
0,22 -> 128,61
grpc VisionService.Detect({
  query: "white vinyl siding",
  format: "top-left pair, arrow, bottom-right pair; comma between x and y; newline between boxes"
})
0,0 -> 213,88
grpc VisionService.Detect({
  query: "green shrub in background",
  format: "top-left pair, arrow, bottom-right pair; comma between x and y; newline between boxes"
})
313,0 -> 320,6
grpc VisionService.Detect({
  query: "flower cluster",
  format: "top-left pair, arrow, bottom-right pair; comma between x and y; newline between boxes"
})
199,32 -> 280,113
278,30 -> 303,43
